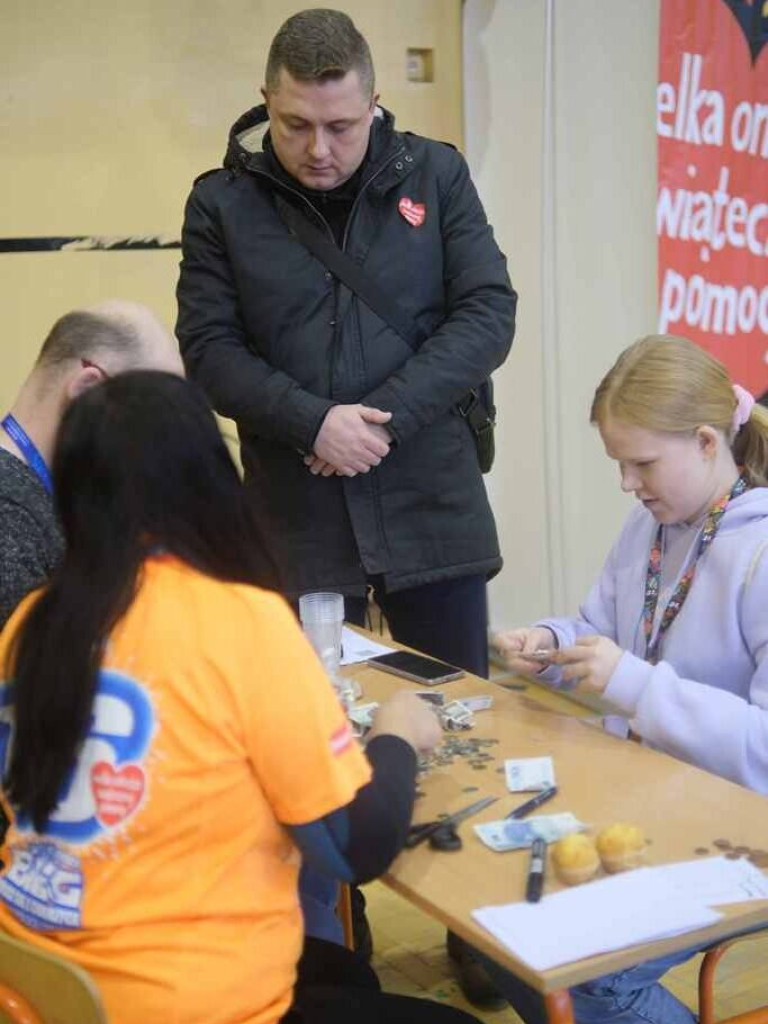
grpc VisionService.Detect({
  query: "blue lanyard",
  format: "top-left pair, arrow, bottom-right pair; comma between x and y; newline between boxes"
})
1,414 -> 53,495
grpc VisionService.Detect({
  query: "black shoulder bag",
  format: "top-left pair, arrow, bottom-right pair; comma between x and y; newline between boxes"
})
282,207 -> 496,473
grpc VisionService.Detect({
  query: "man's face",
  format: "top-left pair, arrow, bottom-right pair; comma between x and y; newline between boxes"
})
263,68 -> 376,191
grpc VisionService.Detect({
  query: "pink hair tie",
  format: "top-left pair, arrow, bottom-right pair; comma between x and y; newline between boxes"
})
732,383 -> 755,433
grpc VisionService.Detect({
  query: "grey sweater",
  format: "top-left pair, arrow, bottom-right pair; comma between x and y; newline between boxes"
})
0,449 -> 64,629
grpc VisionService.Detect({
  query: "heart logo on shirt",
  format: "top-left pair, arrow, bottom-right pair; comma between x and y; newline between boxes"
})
91,762 -> 146,828
398,197 -> 426,227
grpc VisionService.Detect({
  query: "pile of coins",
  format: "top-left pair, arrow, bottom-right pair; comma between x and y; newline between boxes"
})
416,736 -> 499,776
694,838 -> 768,868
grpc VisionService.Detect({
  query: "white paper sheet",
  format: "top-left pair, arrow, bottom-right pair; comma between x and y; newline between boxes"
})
472,856 -> 768,972
473,889 -> 720,971
340,627 -> 394,665
645,855 -> 768,905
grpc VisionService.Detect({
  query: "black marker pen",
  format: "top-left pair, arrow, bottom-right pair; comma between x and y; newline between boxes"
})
526,838 -> 546,903
507,785 -> 558,820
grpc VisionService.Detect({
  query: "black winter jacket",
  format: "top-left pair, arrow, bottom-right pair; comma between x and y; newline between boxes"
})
176,106 -> 517,598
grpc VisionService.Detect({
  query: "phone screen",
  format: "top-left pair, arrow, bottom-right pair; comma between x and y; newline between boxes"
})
367,650 -> 465,684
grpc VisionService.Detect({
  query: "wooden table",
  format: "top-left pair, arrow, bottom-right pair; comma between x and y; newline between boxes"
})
344,652 -> 768,1023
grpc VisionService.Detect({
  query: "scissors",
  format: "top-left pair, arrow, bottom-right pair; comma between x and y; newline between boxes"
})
406,795 -> 498,852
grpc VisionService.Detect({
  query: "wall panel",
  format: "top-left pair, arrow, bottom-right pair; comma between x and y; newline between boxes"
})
0,0 -> 462,408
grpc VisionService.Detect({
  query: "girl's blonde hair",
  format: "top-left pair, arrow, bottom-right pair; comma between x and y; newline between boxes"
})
590,335 -> 768,487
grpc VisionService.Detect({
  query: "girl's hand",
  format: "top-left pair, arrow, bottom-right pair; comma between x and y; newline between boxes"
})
495,626 -> 558,675
555,635 -> 622,694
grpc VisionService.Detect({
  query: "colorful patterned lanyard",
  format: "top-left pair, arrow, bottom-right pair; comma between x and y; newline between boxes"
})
1,414 -> 53,494
642,475 -> 748,664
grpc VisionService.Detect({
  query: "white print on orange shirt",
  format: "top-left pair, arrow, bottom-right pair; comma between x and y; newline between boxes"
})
0,841 -> 83,931
329,722 -> 353,756
0,670 -> 156,845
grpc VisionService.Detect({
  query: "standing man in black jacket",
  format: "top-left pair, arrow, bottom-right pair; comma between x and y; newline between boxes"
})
177,8 -> 516,686
176,8 -> 516,1007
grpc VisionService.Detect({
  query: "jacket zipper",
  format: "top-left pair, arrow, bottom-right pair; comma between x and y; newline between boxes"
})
247,147 -> 408,399
341,145 -> 406,251
249,167 -> 336,241
247,143 -> 407,249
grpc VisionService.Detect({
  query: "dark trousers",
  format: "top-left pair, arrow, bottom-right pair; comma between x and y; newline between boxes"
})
345,573 -> 490,678
348,574 -> 490,982
282,938 -> 478,1024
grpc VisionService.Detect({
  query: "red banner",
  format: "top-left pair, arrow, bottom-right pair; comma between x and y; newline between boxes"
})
657,0 -> 768,395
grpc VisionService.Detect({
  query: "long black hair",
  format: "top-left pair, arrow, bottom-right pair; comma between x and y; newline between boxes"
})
4,371 -> 277,831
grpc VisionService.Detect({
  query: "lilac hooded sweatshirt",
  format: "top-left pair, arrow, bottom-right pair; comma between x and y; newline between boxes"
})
537,488 -> 768,795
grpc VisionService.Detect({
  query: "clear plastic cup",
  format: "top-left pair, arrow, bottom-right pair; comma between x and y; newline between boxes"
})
299,592 -> 345,681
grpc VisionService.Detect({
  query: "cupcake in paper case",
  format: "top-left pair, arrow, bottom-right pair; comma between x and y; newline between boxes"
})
596,823 -> 647,873
551,833 -> 600,885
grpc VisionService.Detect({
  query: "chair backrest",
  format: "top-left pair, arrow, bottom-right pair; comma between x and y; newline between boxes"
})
699,932 -> 768,1024
0,929 -> 106,1024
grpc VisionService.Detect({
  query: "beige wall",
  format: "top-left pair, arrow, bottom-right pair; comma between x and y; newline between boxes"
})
0,0 -> 462,409
3,0 -> 662,631
463,0 -> 660,630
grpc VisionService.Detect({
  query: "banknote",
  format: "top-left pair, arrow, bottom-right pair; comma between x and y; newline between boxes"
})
504,756 -> 556,792
348,702 -> 379,729
474,812 -> 585,852
439,700 -> 475,731
460,695 -> 494,712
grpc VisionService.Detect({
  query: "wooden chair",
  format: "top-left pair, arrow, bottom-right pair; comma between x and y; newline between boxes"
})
698,929 -> 768,1024
0,929 -> 106,1024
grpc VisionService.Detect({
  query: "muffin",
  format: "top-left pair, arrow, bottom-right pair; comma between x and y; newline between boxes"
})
551,833 -> 600,885
596,823 -> 646,873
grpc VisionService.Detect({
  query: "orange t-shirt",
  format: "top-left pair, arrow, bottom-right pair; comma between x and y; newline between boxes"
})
0,557 -> 371,1024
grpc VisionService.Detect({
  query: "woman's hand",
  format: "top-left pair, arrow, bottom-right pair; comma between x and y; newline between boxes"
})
495,626 -> 558,675
555,635 -> 622,694
367,691 -> 442,754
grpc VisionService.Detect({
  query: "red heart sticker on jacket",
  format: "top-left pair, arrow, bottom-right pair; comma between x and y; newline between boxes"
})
398,197 -> 426,227
91,762 -> 146,828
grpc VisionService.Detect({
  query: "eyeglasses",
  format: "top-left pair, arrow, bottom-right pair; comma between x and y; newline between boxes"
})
81,358 -> 110,380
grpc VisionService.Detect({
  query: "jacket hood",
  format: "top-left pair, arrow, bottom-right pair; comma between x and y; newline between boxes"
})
223,103 -> 397,173
720,486 -> 768,532
224,104 -> 269,168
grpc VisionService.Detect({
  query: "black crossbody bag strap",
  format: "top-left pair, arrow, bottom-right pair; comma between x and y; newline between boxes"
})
280,201 -> 496,471
283,205 -> 426,351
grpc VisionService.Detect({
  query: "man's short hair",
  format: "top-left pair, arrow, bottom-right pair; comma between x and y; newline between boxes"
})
36,311 -> 142,371
265,9 -> 375,99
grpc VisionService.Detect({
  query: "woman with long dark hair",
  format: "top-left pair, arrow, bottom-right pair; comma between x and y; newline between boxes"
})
0,372 -> 476,1024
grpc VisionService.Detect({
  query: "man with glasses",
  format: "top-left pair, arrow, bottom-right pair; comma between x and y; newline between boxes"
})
0,300 -> 184,628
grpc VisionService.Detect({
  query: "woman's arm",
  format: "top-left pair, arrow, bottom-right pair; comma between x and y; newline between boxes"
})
289,734 -> 417,884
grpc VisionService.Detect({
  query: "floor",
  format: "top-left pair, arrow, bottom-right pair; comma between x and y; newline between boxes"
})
366,879 -> 768,1022
363,663 -> 768,1023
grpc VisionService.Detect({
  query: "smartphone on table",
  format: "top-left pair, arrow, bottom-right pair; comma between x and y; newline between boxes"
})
366,650 -> 465,686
